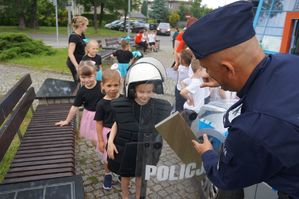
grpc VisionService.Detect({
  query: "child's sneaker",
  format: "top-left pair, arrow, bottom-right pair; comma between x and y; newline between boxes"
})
103,173 -> 112,190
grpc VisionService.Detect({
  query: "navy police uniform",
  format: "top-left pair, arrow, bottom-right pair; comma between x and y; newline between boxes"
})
183,1 -> 299,198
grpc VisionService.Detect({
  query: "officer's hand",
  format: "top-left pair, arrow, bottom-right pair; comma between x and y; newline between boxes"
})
200,70 -> 220,88
192,134 -> 213,155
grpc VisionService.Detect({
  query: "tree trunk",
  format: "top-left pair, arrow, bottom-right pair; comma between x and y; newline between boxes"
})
19,15 -> 26,29
99,2 -> 105,27
93,1 -> 98,31
16,0 -> 26,29
124,10 -> 127,32
29,0 -> 38,28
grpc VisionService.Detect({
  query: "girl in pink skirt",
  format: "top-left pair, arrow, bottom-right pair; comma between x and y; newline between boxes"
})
94,69 -> 121,190
55,61 -> 104,146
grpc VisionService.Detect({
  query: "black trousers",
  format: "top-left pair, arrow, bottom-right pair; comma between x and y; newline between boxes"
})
67,60 -> 79,83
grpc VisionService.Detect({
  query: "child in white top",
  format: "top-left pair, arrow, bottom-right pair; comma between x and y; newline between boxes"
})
175,49 -> 192,112
180,59 -> 210,113
148,30 -> 157,52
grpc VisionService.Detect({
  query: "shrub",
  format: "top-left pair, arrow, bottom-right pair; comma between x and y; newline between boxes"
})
0,33 -> 55,61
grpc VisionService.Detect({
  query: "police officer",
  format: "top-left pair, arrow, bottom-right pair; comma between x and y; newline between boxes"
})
183,1 -> 299,198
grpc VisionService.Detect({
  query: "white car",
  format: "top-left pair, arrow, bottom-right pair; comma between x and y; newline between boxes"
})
104,20 -> 122,29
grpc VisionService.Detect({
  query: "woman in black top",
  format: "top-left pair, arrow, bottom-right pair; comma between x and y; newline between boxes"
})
67,16 -> 89,83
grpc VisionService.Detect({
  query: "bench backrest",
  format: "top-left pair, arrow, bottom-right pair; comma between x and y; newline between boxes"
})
105,37 -> 120,48
0,74 -> 35,162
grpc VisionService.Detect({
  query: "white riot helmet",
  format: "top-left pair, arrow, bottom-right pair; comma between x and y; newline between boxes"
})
125,57 -> 165,98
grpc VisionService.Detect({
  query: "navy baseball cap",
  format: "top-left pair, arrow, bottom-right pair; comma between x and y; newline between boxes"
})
183,1 -> 255,59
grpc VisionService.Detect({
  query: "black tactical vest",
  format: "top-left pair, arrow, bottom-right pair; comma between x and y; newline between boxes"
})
108,97 -> 171,177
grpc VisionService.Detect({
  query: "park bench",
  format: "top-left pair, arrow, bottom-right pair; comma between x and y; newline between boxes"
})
0,74 -> 84,198
104,37 -> 121,49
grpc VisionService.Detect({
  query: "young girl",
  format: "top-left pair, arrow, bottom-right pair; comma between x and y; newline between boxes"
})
55,61 -> 104,145
82,40 -> 103,81
107,59 -> 171,199
175,49 -> 192,112
111,40 -> 134,79
148,30 -> 157,52
94,69 -> 121,190
180,59 -> 210,113
66,16 -> 89,83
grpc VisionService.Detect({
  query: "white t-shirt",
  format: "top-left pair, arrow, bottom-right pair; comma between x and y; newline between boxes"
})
148,33 -> 156,43
183,78 -> 210,113
176,65 -> 189,91
209,87 -> 237,101
188,64 -> 193,77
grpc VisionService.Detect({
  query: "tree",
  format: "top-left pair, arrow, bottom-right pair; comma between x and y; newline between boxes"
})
190,0 -> 201,18
149,0 -> 169,22
178,3 -> 189,20
168,11 -> 180,27
78,0 -> 102,31
141,0 -> 148,18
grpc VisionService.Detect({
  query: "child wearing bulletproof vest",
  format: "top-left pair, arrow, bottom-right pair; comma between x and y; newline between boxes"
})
106,60 -> 171,199
82,40 -> 103,81
55,61 -> 104,146
94,69 -> 122,190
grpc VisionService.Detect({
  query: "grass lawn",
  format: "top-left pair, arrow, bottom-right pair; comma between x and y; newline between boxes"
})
0,26 -> 128,37
5,48 -> 70,74
0,111 -> 32,183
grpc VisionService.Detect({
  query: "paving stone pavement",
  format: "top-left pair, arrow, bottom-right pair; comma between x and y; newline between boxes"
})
0,36 -> 204,198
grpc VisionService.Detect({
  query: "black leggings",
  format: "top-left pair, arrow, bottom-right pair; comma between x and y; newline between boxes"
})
67,60 -> 79,83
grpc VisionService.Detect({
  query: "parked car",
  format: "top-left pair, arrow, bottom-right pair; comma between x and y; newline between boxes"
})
104,20 -> 122,29
149,23 -> 157,30
110,20 -> 124,30
156,22 -> 171,36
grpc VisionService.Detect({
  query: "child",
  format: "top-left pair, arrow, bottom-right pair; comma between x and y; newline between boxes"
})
180,59 -> 210,113
175,49 -> 192,112
55,61 -> 104,146
135,30 -> 148,53
111,40 -> 134,79
94,69 -> 122,190
82,40 -> 103,81
107,58 -> 171,199
148,30 -> 157,52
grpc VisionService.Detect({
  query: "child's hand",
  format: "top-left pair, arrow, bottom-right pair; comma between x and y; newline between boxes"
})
107,142 -> 118,159
98,141 -> 105,153
187,99 -> 194,106
55,120 -> 69,126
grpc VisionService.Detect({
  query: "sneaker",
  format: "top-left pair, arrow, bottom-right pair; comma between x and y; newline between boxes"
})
103,173 -> 112,190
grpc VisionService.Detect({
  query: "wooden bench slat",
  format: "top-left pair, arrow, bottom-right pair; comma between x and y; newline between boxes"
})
22,132 -> 74,140
25,128 -> 74,134
5,167 -> 74,179
19,143 -> 74,151
13,154 -> 74,163
15,146 -> 74,155
8,162 -> 74,173
3,172 -> 74,184
20,139 -> 74,147
24,131 -> 73,139
15,150 -> 74,159
10,158 -> 74,168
